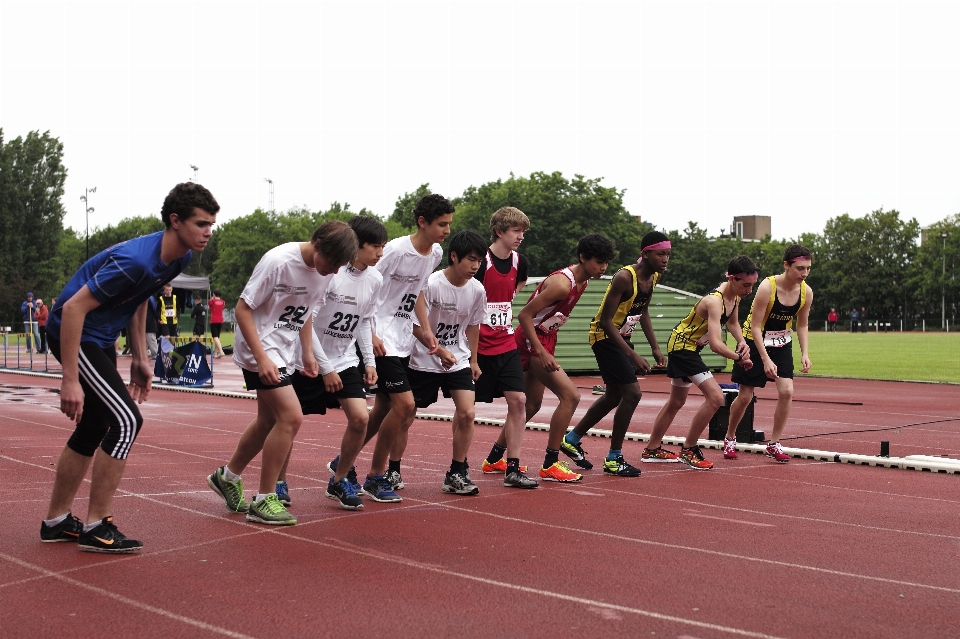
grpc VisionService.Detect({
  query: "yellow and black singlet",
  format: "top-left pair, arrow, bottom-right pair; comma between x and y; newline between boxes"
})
588,267 -> 660,345
742,276 -> 807,345
667,288 -> 739,353
159,294 -> 178,326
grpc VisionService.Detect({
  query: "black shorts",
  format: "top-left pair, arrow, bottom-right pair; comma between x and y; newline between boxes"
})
160,324 -> 178,337
292,366 -> 366,415
666,349 -> 709,382
49,337 -> 144,461
374,355 -> 411,395
475,350 -> 525,402
192,323 -> 205,336
242,366 -> 294,391
210,323 -> 222,338
408,367 -> 475,408
593,339 -> 640,387
731,339 -> 794,388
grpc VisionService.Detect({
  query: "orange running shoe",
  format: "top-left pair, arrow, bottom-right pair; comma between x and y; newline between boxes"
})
678,445 -> 714,470
539,460 -> 583,482
481,458 -> 527,474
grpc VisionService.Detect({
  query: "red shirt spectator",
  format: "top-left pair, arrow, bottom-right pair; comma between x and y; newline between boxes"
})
208,296 -> 225,324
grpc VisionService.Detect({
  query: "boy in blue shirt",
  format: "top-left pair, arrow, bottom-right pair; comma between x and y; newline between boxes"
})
40,183 -> 219,553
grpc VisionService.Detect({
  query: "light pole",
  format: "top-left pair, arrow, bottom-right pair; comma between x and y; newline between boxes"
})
190,164 -> 199,183
264,178 -> 274,212
943,233 -> 948,330
81,186 -> 97,261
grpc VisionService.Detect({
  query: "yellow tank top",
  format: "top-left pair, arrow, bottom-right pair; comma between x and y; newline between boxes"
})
742,276 -> 808,342
667,289 -> 739,353
588,267 -> 660,345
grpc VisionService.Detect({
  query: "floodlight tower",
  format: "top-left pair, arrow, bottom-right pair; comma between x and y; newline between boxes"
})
81,186 -> 97,260
190,164 -> 199,183
264,178 -> 274,212
943,233 -> 949,330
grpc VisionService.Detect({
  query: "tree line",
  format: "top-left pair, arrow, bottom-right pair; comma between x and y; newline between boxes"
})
2,129 -> 957,327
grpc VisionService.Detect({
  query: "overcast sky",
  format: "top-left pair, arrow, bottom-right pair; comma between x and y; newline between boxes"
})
2,0 -> 958,242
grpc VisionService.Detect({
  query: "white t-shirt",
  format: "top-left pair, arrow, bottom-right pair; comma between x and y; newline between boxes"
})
409,270 -> 487,373
233,242 -> 333,372
305,263 -> 383,374
372,235 -> 443,357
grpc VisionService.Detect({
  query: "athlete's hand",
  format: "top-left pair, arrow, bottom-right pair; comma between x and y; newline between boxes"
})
257,357 -> 281,385
629,351 -> 651,376
652,347 -> 666,368
60,378 -> 84,423
800,355 -> 812,374
762,358 -> 778,380
537,350 -> 561,373
740,356 -> 754,372
301,358 -> 319,378
322,370 -> 343,393
372,334 -> 386,358
424,331 -> 439,355
128,359 -> 153,404
735,341 -> 750,360
363,366 -> 378,387
437,347 -> 457,370
471,360 -> 482,382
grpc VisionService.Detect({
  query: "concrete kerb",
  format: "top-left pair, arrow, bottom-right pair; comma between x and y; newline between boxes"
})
5,368 -> 958,475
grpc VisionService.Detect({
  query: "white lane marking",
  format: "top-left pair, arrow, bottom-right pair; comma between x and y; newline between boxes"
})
568,490 -> 604,496
682,510 -> 775,527
0,553 -> 255,639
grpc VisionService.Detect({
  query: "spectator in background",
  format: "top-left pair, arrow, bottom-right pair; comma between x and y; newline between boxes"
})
208,289 -> 226,358
827,307 -> 838,333
860,306 -> 868,332
21,292 -> 42,353
35,298 -> 49,353
849,307 -> 860,332
190,294 -> 206,342
158,284 -> 179,337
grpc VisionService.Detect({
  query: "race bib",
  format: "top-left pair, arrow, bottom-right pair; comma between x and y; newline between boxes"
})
165,308 -> 175,318
763,329 -> 791,348
484,302 -> 512,330
619,314 -> 641,337
539,312 -> 568,333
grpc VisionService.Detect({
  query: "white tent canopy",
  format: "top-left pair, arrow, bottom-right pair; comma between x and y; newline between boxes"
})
169,274 -> 209,290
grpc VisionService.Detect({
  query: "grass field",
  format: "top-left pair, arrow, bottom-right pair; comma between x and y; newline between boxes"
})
721,331 -> 960,383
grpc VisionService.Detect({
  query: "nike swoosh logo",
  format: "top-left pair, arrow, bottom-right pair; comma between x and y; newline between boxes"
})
65,531 -> 79,537
93,536 -> 114,545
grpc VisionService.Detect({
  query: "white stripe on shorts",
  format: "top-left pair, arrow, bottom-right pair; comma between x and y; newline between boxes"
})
78,348 -> 138,459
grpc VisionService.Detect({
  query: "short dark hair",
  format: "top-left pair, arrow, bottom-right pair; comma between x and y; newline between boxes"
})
311,220 -> 359,266
349,214 -> 388,247
161,183 -> 220,228
193,294 -> 202,301
577,233 -> 616,263
640,231 -> 670,249
727,255 -> 759,277
783,244 -> 813,263
413,193 -> 455,226
212,289 -> 221,297
447,230 -> 487,266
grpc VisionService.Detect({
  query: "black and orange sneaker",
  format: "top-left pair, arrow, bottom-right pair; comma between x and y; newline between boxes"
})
40,512 -> 83,543
78,517 -> 143,554
678,445 -> 714,470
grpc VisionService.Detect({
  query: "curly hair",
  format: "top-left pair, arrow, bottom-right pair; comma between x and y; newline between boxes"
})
489,206 -> 530,243
447,230 -> 488,266
161,183 -> 220,228
349,214 -> 388,247
577,233 -> 617,263
783,244 -> 813,263
311,221 -> 359,267
413,193 -> 455,226
726,255 -> 759,277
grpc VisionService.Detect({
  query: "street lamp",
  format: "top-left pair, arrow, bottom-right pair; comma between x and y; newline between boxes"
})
943,233 -> 949,330
81,186 -> 97,261
264,178 -> 274,212
190,164 -> 199,183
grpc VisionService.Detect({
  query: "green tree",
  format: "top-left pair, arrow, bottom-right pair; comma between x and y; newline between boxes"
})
388,183 -> 430,237
911,214 -> 959,326
0,129 -> 68,322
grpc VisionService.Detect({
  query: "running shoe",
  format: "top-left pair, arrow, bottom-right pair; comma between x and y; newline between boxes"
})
504,469 -> 539,489
383,469 -> 405,490
678,445 -> 714,470
480,458 -> 528,474
207,466 -> 249,513
362,475 -> 403,503
327,455 -> 363,493
765,442 -> 791,463
539,460 -> 583,482
602,456 -> 642,477
640,446 -> 679,463
78,517 -> 143,554
442,471 -> 480,496
275,480 -> 291,506
246,494 -> 297,525
723,438 -> 738,460
325,477 -> 364,510
560,438 -> 594,470
40,512 -> 83,543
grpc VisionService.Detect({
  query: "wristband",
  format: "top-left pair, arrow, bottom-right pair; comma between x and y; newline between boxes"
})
736,352 -> 742,362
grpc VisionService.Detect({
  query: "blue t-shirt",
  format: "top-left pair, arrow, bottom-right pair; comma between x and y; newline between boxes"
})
47,231 -> 192,348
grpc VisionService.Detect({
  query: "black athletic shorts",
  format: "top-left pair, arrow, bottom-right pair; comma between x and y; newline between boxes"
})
475,350 -> 525,402
731,339 -> 794,388
374,355 -> 411,395
210,323 -> 222,338
593,338 -> 640,386
292,366 -> 366,415
666,349 -> 710,382
48,337 -> 144,460
408,367 -> 475,408
242,366 -> 294,391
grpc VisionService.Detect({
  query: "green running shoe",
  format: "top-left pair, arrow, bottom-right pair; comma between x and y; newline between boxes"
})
560,438 -> 594,470
207,466 -> 249,513
246,493 -> 297,525
602,455 -> 642,477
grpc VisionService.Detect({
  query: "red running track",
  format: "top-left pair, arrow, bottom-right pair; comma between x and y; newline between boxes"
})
1,370 -> 958,639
